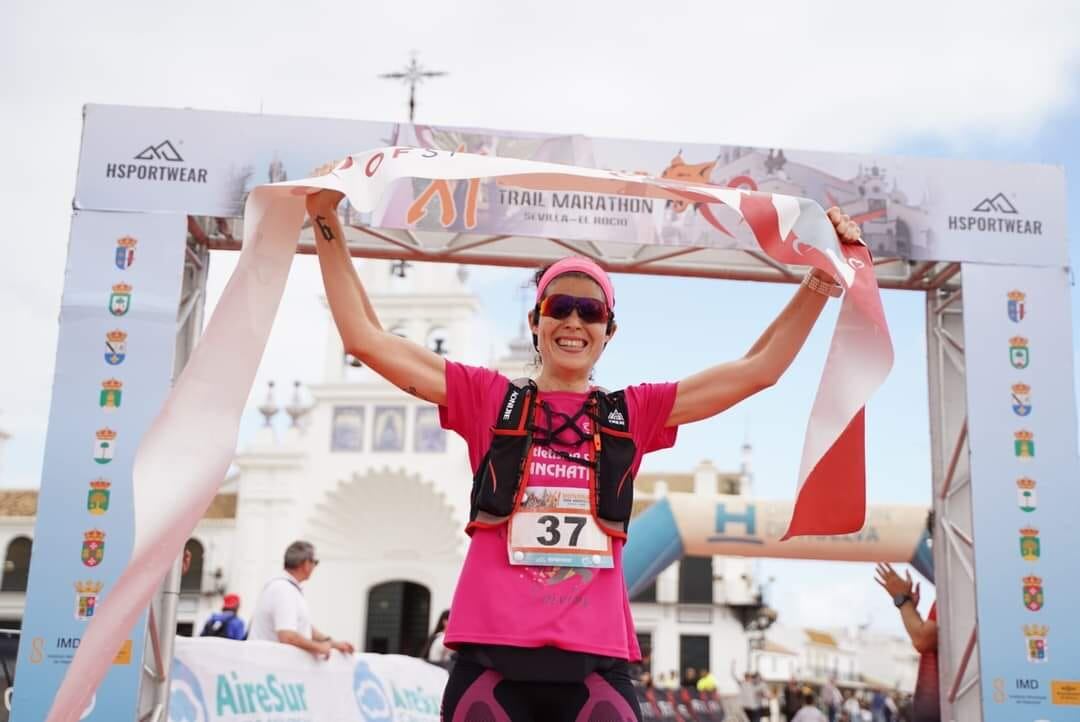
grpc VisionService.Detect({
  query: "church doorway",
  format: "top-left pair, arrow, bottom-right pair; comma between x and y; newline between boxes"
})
364,580 -> 431,656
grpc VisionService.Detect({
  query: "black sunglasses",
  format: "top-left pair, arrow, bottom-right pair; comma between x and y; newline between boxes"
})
538,294 -> 610,325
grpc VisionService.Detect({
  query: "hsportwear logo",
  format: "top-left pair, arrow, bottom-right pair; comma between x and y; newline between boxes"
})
973,192 -> 1018,214
105,139 -> 208,183
134,140 -> 183,162
948,191 -> 1042,235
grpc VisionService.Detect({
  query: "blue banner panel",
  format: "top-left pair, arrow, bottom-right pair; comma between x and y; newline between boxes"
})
12,211 -> 186,722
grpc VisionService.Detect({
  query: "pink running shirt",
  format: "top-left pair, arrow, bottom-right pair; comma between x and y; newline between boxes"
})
438,361 -> 679,660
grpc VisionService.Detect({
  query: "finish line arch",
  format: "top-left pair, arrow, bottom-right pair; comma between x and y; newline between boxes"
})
13,105 -> 1075,722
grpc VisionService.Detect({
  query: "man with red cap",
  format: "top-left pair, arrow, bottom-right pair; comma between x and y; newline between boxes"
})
200,593 -> 247,640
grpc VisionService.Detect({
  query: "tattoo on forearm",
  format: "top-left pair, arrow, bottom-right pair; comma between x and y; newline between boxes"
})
405,386 -> 419,397
314,215 -> 335,242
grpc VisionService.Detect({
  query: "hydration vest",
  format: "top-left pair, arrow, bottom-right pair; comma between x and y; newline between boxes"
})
467,379 -> 637,539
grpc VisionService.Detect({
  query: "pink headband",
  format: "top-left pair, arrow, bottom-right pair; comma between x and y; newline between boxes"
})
535,257 -> 616,309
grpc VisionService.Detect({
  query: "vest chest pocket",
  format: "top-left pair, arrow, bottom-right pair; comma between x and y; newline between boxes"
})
594,427 -> 636,526
473,432 -> 529,520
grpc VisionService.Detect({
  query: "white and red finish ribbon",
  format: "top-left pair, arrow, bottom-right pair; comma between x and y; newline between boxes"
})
47,148 -> 892,721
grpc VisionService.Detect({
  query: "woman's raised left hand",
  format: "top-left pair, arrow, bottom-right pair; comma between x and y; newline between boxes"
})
826,206 -> 863,245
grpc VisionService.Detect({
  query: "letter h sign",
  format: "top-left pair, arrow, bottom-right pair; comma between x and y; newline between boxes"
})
714,503 -> 757,536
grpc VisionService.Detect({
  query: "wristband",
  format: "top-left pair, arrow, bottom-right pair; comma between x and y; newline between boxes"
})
802,271 -> 843,298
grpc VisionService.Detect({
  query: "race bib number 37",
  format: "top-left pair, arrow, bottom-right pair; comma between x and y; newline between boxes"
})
507,486 -> 614,568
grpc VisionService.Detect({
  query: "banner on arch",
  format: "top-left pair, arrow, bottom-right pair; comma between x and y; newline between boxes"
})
12,211 -> 187,722
961,263 -> 1080,721
75,104 -> 1068,267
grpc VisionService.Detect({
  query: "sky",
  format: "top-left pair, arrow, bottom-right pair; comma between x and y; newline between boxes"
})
2,0 -> 1080,638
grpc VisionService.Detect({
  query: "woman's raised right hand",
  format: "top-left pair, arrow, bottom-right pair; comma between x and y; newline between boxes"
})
305,160 -> 345,214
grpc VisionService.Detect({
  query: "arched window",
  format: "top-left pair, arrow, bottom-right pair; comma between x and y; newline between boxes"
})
1,537 -> 32,592
180,538 -> 204,593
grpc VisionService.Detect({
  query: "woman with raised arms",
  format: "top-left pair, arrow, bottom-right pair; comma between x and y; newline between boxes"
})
306,179 -> 862,722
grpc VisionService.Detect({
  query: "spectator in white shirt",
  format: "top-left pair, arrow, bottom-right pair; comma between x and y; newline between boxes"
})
822,678 -> 843,721
843,691 -> 862,721
248,540 -> 355,659
732,662 -> 763,722
791,690 -> 828,722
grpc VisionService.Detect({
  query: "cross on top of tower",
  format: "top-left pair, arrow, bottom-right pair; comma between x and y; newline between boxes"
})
378,52 -> 448,123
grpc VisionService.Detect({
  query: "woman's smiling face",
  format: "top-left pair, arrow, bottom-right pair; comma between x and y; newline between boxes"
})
531,274 -> 615,378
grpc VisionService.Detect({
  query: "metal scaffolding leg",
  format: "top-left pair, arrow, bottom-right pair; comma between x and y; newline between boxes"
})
926,285 -> 981,722
136,229 -> 211,722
